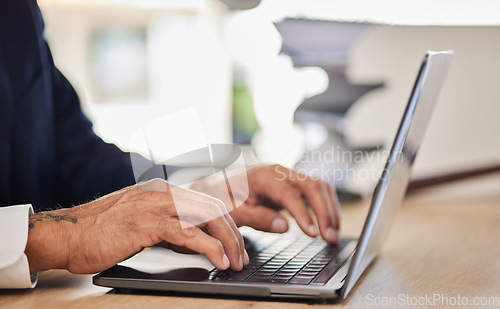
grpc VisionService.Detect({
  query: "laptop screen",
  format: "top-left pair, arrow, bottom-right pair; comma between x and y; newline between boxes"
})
342,51 -> 453,297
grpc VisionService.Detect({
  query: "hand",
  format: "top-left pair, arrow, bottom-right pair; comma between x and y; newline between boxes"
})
25,178 -> 248,274
191,165 -> 341,244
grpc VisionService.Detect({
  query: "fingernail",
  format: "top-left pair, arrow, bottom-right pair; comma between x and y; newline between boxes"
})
308,224 -> 317,237
243,249 -> 249,264
221,254 -> 230,269
325,227 -> 336,243
271,217 -> 288,233
238,254 -> 243,269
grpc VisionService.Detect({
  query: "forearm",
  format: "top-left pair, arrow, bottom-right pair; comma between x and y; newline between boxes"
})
23,179 -> 246,276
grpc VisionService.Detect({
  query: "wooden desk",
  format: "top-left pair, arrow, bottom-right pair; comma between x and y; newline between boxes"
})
2,174 -> 500,308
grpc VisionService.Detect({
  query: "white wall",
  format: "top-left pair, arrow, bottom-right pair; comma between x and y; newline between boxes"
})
40,1 -> 232,158
40,2 -> 500,179
347,26 -> 500,178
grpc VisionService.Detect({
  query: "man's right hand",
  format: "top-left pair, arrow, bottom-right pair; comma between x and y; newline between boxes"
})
24,178 -> 248,274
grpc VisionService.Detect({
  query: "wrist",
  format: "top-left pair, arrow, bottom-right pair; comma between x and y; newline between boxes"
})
25,210 -> 75,272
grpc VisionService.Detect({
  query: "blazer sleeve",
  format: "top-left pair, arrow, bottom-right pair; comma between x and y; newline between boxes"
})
48,52 -> 177,205
47,51 -> 139,205
0,204 -> 37,289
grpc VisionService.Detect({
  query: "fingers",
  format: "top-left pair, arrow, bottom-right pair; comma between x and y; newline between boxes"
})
325,182 -> 341,232
249,165 -> 341,243
316,181 -> 340,244
157,186 -> 248,270
286,171 -> 340,244
162,215 -> 248,270
230,205 -> 289,234
222,212 -> 249,265
258,178 -> 317,238
160,222 -> 231,270
202,209 -> 247,271
301,180 -> 339,243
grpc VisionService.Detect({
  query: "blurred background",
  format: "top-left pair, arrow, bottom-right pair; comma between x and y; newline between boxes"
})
39,0 -> 500,194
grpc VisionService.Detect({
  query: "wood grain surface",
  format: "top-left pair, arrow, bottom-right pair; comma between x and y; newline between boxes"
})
1,174 -> 499,309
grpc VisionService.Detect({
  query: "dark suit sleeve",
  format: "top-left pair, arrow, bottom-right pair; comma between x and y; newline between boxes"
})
49,53 -> 138,205
0,0 -> 169,209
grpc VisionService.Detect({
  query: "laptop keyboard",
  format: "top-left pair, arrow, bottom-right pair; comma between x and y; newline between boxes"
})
209,233 -> 350,285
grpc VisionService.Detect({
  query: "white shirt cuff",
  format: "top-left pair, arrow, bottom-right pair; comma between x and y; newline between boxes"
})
0,204 -> 37,289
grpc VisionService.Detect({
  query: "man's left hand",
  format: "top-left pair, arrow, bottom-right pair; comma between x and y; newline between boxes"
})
191,165 -> 340,244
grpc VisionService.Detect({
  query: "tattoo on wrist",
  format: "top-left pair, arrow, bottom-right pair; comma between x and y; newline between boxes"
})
29,213 -> 78,229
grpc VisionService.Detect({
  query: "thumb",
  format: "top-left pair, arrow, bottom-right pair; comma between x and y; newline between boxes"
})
231,205 -> 289,233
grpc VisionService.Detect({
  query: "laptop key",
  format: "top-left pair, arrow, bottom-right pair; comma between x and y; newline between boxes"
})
265,261 -> 286,267
226,270 -> 253,281
246,275 -> 272,282
261,265 -> 281,272
297,270 -> 319,276
253,257 -> 271,263
243,264 -> 260,271
288,275 -> 314,285
271,274 -> 293,280
254,270 -> 276,277
281,266 -> 302,272
309,260 -> 329,266
311,260 -> 340,285
275,270 -> 298,277
303,265 -> 325,272
269,277 -> 289,284
287,259 -> 309,265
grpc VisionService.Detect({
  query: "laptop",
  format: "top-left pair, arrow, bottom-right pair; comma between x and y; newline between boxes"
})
93,50 -> 453,300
